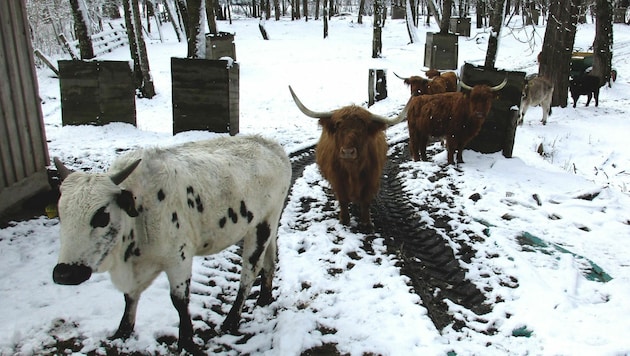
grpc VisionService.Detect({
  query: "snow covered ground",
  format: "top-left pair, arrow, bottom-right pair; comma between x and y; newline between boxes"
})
2,13 -> 630,355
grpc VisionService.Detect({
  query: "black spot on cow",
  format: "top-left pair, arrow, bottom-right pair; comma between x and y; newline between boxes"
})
228,208 -> 238,223
124,241 -> 141,262
172,212 -> 180,229
239,200 -> 254,223
123,229 -> 135,242
186,186 -> 194,194
219,217 -> 227,228
157,189 -> 165,201
195,195 -> 204,213
187,198 -> 194,208
249,221 -> 271,267
90,206 -> 110,228
179,244 -> 187,261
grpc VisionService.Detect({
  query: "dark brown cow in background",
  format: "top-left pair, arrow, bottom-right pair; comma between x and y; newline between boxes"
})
425,69 -> 459,92
288,86 -> 408,232
394,72 -> 446,96
407,78 -> 507,164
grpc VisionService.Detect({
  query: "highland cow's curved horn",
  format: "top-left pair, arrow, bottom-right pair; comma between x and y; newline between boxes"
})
53,157 -> 74,181
460,77 -> 508,91
490,77 -> 509,91
393,72 -> 409,80
288,86 -> 334,119
110,159 -> 141,185
370,101 -> 409,125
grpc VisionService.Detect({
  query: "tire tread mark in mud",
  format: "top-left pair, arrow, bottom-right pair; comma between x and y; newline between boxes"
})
371,140 -> 491,331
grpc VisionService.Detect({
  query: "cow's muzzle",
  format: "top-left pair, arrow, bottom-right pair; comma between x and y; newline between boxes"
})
340,147 -> 358,160
53,263 -> 92,285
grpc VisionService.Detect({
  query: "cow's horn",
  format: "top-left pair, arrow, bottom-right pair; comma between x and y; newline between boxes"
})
460,77 -> 508,91
288,86 -> 334,119
370,97 -> 411,125
490,77 -> 509,91
53,157 -> 74,181
110,159 -> 141,185
393,72 -> 408,80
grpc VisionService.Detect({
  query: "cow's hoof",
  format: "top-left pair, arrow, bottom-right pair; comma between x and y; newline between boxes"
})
220,317 -> 240,335
109,328 -> 132,341
358,222 -> 374,234
178,338 -> 203,356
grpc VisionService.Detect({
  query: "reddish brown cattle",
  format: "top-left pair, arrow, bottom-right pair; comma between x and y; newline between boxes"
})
424,69 -> 459,92
394,72 -> 446,96
407,78 -> 508,164
289,86 -> 408,232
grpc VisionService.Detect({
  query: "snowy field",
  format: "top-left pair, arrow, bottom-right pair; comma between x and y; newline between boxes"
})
2,12 -> 630,355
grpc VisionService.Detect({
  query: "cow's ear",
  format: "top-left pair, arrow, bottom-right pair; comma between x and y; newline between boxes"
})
368,120 -> 387,135
117,190 -> 139,217
319,117 -> 335,133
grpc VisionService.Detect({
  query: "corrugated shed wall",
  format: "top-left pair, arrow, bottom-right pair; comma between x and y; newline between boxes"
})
0,0 -> 51,216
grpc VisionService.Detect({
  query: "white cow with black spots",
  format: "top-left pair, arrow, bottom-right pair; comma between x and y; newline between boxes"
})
52,135 -> 291,354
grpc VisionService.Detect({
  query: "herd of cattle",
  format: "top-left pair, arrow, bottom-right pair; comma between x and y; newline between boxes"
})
50,63 -> 609,353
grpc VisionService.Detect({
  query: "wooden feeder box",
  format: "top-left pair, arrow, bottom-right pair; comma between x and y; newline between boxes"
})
206,32 -> 236,60
449,17 -> 471,37
460,62 -> 526,158
171,57 -> 239,136
424,32 -> 458,70
58,60 -> 136,126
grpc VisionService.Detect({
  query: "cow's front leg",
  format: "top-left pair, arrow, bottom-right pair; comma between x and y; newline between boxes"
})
358,201 -> 374,233
338,200 -> 350,225
166,263 -> 200,354
110,293 -> 139,340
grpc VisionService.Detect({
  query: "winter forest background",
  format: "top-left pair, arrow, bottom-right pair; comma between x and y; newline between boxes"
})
25,0 -> 621,104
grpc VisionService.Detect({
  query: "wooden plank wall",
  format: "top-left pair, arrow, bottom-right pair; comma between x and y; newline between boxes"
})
0,0 -> 51,216
171,58 -> 239,136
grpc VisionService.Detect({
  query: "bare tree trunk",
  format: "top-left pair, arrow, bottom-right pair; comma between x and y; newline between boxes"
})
372,0 -> 383,58
274,0 -> 281,19
591,0 -> 613,86
186,0 -> 202,58
163,0 -> 183,41
440,0 -> 453,33
176,0 -> 190,38
69,0 -> 95,59
206,0 -> 218,34
484,0 -> 506,69
131,0 -> 156,98
358,0 -> 366,24
539,0 -> 582,107
323,5 -> 328,38
405,0 -> 419,43
122,0 -> 142,89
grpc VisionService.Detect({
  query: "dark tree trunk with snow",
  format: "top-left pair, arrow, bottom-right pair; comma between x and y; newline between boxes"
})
539,0 -> 582,107
176,0 -> 191,39
186,0 -> 203,58
591,0 -> 613,86
323,6 -> 328,38
484,0 -> 506,69
69,0 -> 95,59
358,0 -> 366,24
439,0 -> 453,33
372,0 -> 384,58
206,0 -> 218,34
131,0 -> 156,98
122,0 -> 142,89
